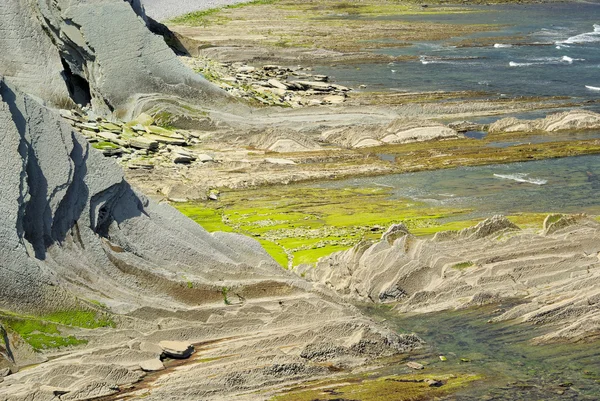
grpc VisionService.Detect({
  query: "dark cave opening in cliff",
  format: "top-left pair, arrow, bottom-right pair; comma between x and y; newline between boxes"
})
60,57 -> 92,108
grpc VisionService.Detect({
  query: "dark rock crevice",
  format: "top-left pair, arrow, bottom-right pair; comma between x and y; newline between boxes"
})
60,57 -> 92,108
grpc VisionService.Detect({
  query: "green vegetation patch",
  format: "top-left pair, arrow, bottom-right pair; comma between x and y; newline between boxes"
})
176,186 -> 471,268
0,310 -> 115,351
270,372 -> 482,401
452,261 -> 474,270
92,141 -> 119,150
169,0 -> 279,26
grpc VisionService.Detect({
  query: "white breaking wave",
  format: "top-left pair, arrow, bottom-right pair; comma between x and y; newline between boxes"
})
586,85 -> 600,91
509,61 -> 535,67
493,43 -> 512,48
562,55 -> 585,64
493,173 -> 548,185
509,56 -> 584,67
558,24 -> 600,44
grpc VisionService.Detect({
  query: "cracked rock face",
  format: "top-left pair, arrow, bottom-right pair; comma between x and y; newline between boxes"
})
0,0 -> 230,117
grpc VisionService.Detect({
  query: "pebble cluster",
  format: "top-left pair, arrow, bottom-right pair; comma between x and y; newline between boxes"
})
182,57 -> 352,107
60,109 -> 214,169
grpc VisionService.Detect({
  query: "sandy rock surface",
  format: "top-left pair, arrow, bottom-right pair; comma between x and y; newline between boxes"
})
297,215 -> 600,343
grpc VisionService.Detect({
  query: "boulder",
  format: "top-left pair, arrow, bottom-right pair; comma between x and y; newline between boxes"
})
159,341 -> 194,359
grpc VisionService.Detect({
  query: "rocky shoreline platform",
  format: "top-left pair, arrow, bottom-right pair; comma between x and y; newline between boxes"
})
1,0 -> 600,400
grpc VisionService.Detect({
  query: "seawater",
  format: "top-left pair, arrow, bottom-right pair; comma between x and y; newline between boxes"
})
317,2 -> 600,106
318,154 -> 600,218
364,304 -> 600,400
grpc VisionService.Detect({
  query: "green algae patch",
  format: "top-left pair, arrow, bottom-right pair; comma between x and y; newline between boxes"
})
176,186 -> 471,268
452,261 -> 474,270
270,372 -> 482,401
0,310 -> 114,351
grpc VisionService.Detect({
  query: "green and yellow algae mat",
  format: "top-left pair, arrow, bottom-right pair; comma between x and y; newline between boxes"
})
175,185 -> 554,269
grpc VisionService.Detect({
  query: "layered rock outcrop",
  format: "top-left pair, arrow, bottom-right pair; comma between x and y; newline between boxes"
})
0,76 -> 283,314
489,110 -> 600,134
297,215 -> 600,342
321,118 -> 461,148
0,0 -> 232,117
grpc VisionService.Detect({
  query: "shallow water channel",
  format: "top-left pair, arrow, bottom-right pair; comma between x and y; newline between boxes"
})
363,303 -> 600,400
318,153 -> 600,220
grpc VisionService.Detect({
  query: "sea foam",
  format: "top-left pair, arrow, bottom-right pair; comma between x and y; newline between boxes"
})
493,173 -> 548,185
558,24 -> 600,44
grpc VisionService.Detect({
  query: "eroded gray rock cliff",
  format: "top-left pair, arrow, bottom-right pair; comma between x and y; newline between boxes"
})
0,0 -> 232,117
0,76 -> 284,315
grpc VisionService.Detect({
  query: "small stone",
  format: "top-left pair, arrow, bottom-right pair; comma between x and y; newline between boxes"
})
267,78 -> 288,90
237,66 -> 256,73
406,361 -> 424,370
97,131 -> 121,142
159,340 -> 194,359
77,122 -> 100,132
102,148 -> 123,157
139,358 -> 165,372
197,154 -> 213,163
424,379 -> 442,387
100,122 -> 122,132
439,355 -> 447,362
0,368 -> 10,378
171,148 -> 196,164
131,124 -> 146,132
129,137 -> 159,151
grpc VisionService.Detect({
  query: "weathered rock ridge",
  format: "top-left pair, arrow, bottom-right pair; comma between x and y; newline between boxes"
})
489,109 -> 600,134
0,76 -> 284,315
0,0 -> 232,117
297,215 -> 600,343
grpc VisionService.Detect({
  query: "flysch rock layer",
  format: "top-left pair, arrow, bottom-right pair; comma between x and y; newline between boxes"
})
0,0 -> 234,118
321,118 -> 461,149
488,109 -> 600,134
0,77 -> 420,400
296,215 -> 600,343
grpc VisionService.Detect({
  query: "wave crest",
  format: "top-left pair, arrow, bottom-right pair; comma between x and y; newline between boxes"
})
493,173 -> 548,185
